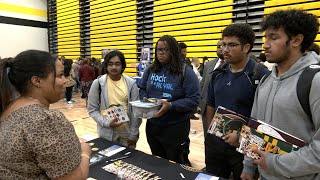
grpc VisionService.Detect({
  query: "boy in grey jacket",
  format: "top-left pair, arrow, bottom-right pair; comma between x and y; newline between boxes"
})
87,51 -> 141,148
241,10 -> 320,180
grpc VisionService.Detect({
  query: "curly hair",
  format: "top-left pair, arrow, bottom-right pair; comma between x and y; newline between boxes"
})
151,35 -> 183,74
261,9 -> 319,53
222,23 -> 255,53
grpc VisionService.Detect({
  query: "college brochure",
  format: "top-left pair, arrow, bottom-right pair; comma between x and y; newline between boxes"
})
208,106 -> 306,159
98,145 -> 126,157
207,106 -> 250,138
100,105 -> 129,123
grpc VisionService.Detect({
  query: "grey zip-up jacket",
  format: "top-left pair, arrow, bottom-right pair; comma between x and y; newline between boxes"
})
87,74 -> 141,141
243,52 -> 320,179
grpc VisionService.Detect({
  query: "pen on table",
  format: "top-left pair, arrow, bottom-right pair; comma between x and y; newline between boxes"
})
124,151 -> 131,155
110,155 -> 131,162
180,173 -> 185,179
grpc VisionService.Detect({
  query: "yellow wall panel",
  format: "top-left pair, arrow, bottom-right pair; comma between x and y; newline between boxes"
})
58,44 -> 81,49
58,51 -> 81,56
90,14 -> 135,24
154,27 -> 225,38
57,13 -> 79,21
154,0 -> 233,60
90,1 -> 137,64
154,0 -> 232,11
90,25 -> 135,32
154,20 -> 232,33
265,2 -> 320,14
91,40 -> 136,46
91,31 -> 136,39
58,29 -> 80,36
155,7 -> 232,21
91,6 -> 135,17
265,0 -> 316,7
57,0 -> 80,58
91,45 -> 137,51
90,0 -> 129,6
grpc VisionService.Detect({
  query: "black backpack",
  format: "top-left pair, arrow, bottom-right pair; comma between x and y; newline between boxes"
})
260,62 -> 320,121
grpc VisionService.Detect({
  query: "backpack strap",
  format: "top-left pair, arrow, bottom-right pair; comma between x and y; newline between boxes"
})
97,76 -> 102,105
297,63 -> 320,121
179,63 -> 187,87
249,62 -> 269,90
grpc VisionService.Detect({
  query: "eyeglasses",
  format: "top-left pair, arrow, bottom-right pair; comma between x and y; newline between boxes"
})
156,48 -> 169,54
107,62 -> 122,67
221,43 -> 241,49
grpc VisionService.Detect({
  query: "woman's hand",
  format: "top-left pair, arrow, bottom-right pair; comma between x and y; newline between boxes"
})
127,139 -> 137,146
80,142 -> 92,157
109,115 -> 122,128
223,131 -> 240,147
155,99 -> 172,118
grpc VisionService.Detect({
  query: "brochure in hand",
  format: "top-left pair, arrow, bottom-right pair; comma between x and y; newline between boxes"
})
237,118 -> 306,159
207,106 -> 249,138
208,106 -> 306,159
100,105 -> 129,123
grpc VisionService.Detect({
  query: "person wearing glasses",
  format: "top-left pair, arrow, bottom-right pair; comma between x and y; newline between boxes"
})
87,50 -> 141,148
200,39 -> 224,136
205,24 -> 269,179
139,35 -> 200,166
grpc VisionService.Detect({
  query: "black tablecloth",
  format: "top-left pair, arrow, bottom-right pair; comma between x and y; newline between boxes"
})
88,138 -> 224,180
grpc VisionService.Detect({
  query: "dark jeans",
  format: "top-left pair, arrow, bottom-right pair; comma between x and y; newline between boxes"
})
205,134 -> 244,180
146,120 -> 191,166
65,86 -> 74,101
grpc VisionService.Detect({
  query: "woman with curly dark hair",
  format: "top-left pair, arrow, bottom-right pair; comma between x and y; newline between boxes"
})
139,35 -> 200,166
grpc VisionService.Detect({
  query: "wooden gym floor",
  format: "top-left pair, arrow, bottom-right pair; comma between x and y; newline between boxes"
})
50,92 -> 205,169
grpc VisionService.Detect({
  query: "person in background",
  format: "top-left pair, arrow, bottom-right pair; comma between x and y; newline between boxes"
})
191,57 -> 202,81
88,50 -> 141,148
258,53 -> 274,70
308,42 -> 320,55
90,57 -> 100,79
64,59 -> 76,104
0,50 -> 91,180
199,56 -> 209,77
200,39 -> 224,134
179,42 -> 192,68
79,58 -> 95,100
139,35 -> 200,166
72,60 -> 81,93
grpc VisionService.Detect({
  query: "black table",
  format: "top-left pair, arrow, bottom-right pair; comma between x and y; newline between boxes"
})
88,138 -> 224,180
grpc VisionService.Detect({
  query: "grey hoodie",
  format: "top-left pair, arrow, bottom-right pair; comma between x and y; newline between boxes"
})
87,74 -> 141,141
243,52 -> 320,179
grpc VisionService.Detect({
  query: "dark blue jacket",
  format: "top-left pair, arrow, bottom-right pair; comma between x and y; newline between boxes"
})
139,64 -> 200,126
207,59 -> 269,117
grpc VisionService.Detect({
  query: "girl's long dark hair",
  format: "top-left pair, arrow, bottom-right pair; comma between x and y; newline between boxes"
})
0,50 -> 56,114
150,35 -> 183,74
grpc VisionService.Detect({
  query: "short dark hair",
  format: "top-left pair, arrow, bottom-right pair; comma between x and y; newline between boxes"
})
308,43 -> 320,55
102,50 -> 126,75
222,23 -> 255,53
179,42 -> 187,49
151,35 -> 183,74
261,9 -> 319,53
0,50 -> 57,113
